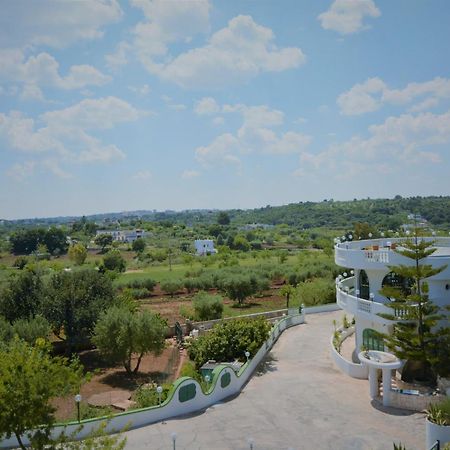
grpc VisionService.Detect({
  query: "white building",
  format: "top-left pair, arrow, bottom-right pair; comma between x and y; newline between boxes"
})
96,229 -> 145,243
194,239 -> 217,256
334,236 -> 450,357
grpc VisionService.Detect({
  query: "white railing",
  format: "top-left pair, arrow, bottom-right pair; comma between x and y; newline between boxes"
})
336,278 -> 410,324
365,250 -> 389,263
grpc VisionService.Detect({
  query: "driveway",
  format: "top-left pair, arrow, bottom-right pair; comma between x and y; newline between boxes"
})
124,311 -> 425,450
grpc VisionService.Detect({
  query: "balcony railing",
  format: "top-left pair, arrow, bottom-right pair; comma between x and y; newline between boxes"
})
336,277 -> 412,323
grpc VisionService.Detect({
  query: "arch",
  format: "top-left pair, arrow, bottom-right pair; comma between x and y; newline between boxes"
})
359,270 -> 370,300
362,328 -> 384,351
382,272 -> 413,297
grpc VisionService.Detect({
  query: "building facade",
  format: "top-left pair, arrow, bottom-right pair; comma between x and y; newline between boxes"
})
334,236 -> 450,358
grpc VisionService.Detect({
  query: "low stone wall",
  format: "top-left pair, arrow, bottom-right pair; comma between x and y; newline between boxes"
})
1,312 -> 305,449
389,390 -> 446,412
330,326 -> 368,379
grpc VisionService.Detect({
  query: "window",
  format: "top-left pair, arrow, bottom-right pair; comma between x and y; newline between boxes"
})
178,383 -> 196,402
220,372 -> 231,388
362,328 -> 384,351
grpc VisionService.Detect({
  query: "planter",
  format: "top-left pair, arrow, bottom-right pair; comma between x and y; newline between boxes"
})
426,418 -> 450,448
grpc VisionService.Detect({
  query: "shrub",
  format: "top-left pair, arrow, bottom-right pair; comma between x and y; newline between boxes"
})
188,317 -> 272,368
132,384 -> 171,408
192,292 -> 223,321
13,256 -> 28,270
427,397 -> 450,426
160,280 -> 183,297
102,250 -> 126,272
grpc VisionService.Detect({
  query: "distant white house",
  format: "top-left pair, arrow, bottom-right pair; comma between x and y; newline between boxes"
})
96,229 -> 145,243
194,239 -> 217,256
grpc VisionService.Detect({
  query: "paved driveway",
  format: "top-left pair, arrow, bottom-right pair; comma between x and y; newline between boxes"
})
124,311 -> 425,450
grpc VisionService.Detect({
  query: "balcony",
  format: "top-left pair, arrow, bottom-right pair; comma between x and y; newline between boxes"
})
335,237 -> 450,273
336,277 -> 411,325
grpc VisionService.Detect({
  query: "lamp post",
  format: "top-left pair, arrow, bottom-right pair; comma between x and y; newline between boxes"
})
369,292 -> 375,302
245,351 -> 250,362
74,394 -> 82,423
355,289 -> 360,298
248,437 -> 254,450
156,385 -> 163,406
204,375 -> 210,387
171,432 -> 177,450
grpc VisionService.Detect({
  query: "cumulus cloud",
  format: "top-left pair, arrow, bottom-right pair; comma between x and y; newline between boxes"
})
1,97 -> 145,178
0,0 -> 122,49
194,97 -> 220,115
297,110 -> 449,178
159,16 -> 305,88
318,0 -> 380,35
338,76 -> 450,115
195,102 -> 312,169
109,6 -> 305,88
0,49 -> 111,92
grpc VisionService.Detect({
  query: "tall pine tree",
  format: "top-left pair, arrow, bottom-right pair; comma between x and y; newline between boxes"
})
379,232 -> 449,383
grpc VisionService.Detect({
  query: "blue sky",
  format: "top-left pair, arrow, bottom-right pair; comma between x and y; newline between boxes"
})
1,0 -> 450,219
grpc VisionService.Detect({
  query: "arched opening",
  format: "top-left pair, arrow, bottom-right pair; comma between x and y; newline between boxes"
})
362,328 -> 384,351
382,272 -> 413,297
359,270 -> 370,300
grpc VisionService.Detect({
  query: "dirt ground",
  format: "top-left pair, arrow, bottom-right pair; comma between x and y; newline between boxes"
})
53,341 -> 182,421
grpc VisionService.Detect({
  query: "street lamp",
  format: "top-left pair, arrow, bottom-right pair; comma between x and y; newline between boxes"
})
204,375 -> 210,387
355,289 -> 360,298
248,437 -> 254,450
368,233 -> 373,238
171,432 -> 177,450
343,272 -> 347,277
369,293 -> 375,301
156,385 -> 163,406
74,394 -> 82,423
245,351 -> 250,362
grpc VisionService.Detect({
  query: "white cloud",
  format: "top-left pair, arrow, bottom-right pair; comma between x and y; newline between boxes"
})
128,84 -> 151,96
111,7 -> 304,88
20,84 -> 45,102
0,0 -> 122,49
195,102 -> 312,169
107,0 -> 210,71
6,161 -> 36,181
195,133 -> 241,168
338,76 -> 450,115
181,170 -> 200,179
159,15 -> 305,88
212,117 -> 225,126
297,110 -> 450,177
337,77 -> 386,115
132,170 -> 152,180
1,97 -> 143,177
194,97 -> 220,115
318,0 -> 381,35
0,49 -> 111,91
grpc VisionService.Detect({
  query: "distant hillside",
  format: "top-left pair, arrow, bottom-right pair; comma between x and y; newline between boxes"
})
2,196 -> 450,230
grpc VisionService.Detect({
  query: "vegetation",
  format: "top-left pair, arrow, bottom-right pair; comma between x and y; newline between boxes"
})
68,243 -> 88,265
43,269 -> 114,353
132,383 -> 171,408
188,317 -> 272,368
93,306 -> 167,375
379,233 -> 449,382
0,338 -> 83,450
9,227 -> 68,255
102,250 -> 126,272
426,397 -> 450,426
192,291 -> 224,321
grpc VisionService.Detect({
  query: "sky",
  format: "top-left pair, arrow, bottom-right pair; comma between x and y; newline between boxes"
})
1,0 -> 450,220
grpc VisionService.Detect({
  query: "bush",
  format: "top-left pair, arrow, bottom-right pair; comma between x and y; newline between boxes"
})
192,292 -> 223,321
103,250 -> 126,272
160,279 -> 183,297
13,256 -> 28,270
188,317 -> 272,368
132,383 -> 171,408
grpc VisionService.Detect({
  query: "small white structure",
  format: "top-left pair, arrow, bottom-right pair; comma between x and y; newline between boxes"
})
96,229 -> 145,243
194,239 -> 217,256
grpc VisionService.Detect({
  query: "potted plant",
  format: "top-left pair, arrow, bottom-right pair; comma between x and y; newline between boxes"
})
426,397 -> 450,448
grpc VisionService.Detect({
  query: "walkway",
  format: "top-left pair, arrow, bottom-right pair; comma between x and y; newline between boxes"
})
124,311 -> 425,450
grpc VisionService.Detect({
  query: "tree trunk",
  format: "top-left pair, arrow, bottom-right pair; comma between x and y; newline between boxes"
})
133,353 -> 144,374
15,432 -> 26,450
